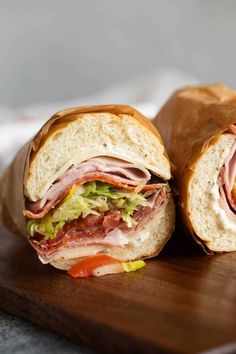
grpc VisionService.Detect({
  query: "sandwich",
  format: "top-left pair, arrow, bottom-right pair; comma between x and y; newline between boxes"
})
154,84 -> 236,253
0,105 -> 175,276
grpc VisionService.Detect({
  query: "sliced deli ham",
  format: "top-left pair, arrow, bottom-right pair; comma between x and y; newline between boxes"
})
218,140 -> 236,220
31,189 -> 166,261
24,156 -> 158,219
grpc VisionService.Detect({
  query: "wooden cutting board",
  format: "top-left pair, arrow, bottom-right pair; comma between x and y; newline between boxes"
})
0,225 -> 236,354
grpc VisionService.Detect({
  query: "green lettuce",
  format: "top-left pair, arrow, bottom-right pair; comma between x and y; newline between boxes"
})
26,213 -> 65,240
27,181 -> 149,240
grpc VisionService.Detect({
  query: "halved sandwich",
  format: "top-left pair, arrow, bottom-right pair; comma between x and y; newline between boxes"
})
154,84 -> 236,253
0,105 -> 175,275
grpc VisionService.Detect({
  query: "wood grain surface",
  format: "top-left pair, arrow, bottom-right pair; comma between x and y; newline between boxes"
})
0,224 -> 236,354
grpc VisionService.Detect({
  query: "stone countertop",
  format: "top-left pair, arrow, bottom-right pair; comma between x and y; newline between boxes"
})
0,311 -> 97,354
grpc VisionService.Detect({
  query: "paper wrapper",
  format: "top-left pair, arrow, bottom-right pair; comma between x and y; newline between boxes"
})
0,104 -> 168,242
154,83 -> 236,252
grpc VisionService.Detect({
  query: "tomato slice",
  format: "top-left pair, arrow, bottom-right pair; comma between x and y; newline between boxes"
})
68,255 -> 121,278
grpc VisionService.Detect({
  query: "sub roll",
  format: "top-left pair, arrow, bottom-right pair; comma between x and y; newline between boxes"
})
154,84 -> 236,253
0,105 -> 175,272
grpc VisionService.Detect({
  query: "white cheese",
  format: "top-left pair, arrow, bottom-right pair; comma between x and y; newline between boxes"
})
38,245 -> 106,264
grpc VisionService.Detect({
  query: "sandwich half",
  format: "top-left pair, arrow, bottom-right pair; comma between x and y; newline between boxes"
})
0,105 -> 175,273
154,84 -> 236,253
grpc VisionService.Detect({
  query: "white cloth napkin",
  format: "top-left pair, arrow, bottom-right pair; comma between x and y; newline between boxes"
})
0,68 -> 198,170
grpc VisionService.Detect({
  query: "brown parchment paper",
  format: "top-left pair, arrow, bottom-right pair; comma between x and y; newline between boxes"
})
0,104 -> 169,241
154,83 -> 236,251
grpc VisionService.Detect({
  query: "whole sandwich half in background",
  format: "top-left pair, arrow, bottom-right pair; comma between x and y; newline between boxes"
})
0,105 -> 175,277
154,83 -> 236,253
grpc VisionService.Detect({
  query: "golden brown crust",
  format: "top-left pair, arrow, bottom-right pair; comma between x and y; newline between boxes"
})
0,104 -> 172,257
31,104 -> 164,155
154,83 -> 236,251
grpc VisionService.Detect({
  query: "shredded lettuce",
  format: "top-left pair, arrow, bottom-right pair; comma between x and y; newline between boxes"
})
52,182 -> 147,224
26,213 -> 65,240
82,181 -> 114,197
27,181 -> 149,240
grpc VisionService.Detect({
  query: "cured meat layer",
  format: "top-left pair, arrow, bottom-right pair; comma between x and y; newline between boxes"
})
24,156 -> 161,219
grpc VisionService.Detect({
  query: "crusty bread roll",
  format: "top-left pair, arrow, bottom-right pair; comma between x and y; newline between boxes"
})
0,105 -> 175,271
154,84 -> 236,252
26,107 -> 171,201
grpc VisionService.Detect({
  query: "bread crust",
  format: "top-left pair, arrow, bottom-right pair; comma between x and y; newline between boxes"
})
154,83 -> 236,252
25,105 -> 171,201
29,104 -> 170,170
0,104 -> 174,266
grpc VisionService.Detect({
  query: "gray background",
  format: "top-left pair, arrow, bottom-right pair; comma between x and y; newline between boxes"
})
0,0 -> 236,107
